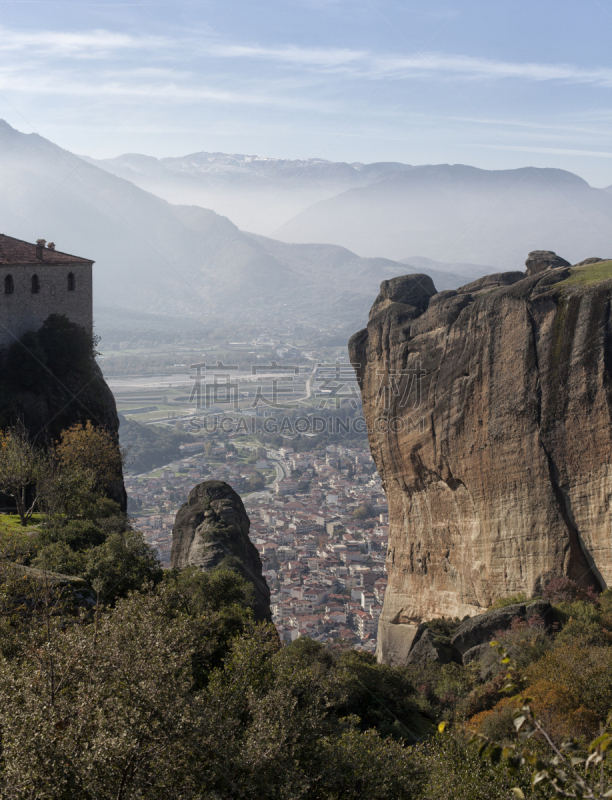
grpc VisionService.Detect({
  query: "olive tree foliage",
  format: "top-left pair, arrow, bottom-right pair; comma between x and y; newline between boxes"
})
0,421 -> 161,609
55,420 -> 124,494
84,529 -> 163,604
411,728 -> 540,800
0,423 -> 50,525
0,420 -> 125,523
195,624 -> 421,800
162,566 -> 258,681
0,560 -> 81,660
48,420 -> 125,519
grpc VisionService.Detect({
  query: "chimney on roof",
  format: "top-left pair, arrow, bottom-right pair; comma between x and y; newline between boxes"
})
35,239 -> 46,260
47,242 -> 55,251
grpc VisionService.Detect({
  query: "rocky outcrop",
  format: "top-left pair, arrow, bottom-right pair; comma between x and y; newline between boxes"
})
450,600 -> 554,656
1,562 -> 97,610
349,253 -> 612,664
573,257 -> 606,267
405,628 -> 462,666
171,480 -> 271,622
525,250 -> 570,276
0,318 -> 127,511
13,361 -> 126,510
462,643 -> 493,666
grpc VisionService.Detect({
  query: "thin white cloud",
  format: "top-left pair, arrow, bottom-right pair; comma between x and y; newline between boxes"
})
0,25 -> 167,57
101,67 -> 195,80
203,42 -> 612,88
480,144 -> 612,159
0,70 -> 335,111
437,114 -> 611,137
1,23 -> 611,91
206,43 -> 367,68
390,52 -> 612,87
2,23 -> 612,129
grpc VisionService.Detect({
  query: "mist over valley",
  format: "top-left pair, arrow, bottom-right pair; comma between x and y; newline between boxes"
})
2,120 -> 611,343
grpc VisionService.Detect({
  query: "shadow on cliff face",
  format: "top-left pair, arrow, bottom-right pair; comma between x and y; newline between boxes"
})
170,480 -> 272,622
0,314 -> 126,511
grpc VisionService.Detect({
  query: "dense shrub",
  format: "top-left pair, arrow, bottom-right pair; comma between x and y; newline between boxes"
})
38,518 -> 108,550
162,567 -> 258,682
331,648 -> 431,740
469,699 -> 517,743
0,586 -> 426,800
83,529 -> 162,603
543,576 -> 599,605
488,592 -> 528,609
461,672 -> 508,721
410,729 -> 542,800
553,598 -> 611,646
32,540 -> 87,576
271,638 -> 432,742
523,637 -> 612,741
8,536 -> 612,798
405,660 -> 480,722
479,614 -> 552,672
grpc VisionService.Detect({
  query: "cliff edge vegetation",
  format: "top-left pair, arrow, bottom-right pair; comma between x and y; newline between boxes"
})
0,313 -> 126,510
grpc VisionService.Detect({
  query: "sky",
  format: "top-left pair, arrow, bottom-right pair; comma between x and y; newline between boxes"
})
1,0 -> 612,186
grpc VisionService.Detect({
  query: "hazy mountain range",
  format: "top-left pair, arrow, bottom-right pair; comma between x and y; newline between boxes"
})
0,122 -> 436,332
274,165 -> 612,266
1,119 -> 611,339
90,149 -> 612,270
86,152 -> 415,235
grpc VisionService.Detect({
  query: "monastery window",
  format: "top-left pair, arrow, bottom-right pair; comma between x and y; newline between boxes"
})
67,272 -> 75,291
31,274 -> 40,294
4,275 -> 13,295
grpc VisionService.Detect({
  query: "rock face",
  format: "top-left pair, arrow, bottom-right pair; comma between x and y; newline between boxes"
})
0,321 -> 127,511
171,481 -> 272,622
405,628 -> 462,667
349,255 -> 612,664
450,600 -> 554,656
18,361 -> 127,510
525,250 -> 571,276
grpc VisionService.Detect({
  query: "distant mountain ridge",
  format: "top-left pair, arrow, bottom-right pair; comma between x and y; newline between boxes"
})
94,151 -> 413,183
0,121 -> 451,332
90,146 -> 612,273
6,120 -> 608,335
274,163 -> 612,267
87,151 -> 415,233
399,256 -> 496,286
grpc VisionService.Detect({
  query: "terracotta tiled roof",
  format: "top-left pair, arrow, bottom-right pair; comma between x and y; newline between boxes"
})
0,234 -> 94,265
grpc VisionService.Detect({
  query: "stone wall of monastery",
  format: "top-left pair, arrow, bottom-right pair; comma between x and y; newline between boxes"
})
0,263 -> 92,349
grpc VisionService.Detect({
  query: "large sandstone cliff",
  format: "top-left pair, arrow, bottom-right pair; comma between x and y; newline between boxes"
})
349,254 -> 612,664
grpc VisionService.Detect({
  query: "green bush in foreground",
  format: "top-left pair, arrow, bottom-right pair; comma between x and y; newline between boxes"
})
0,572 -> 564,800
5,546 -> 612,799
0,582 -> 424,800
475,640 -> 612,800
412,729 -> 542,800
